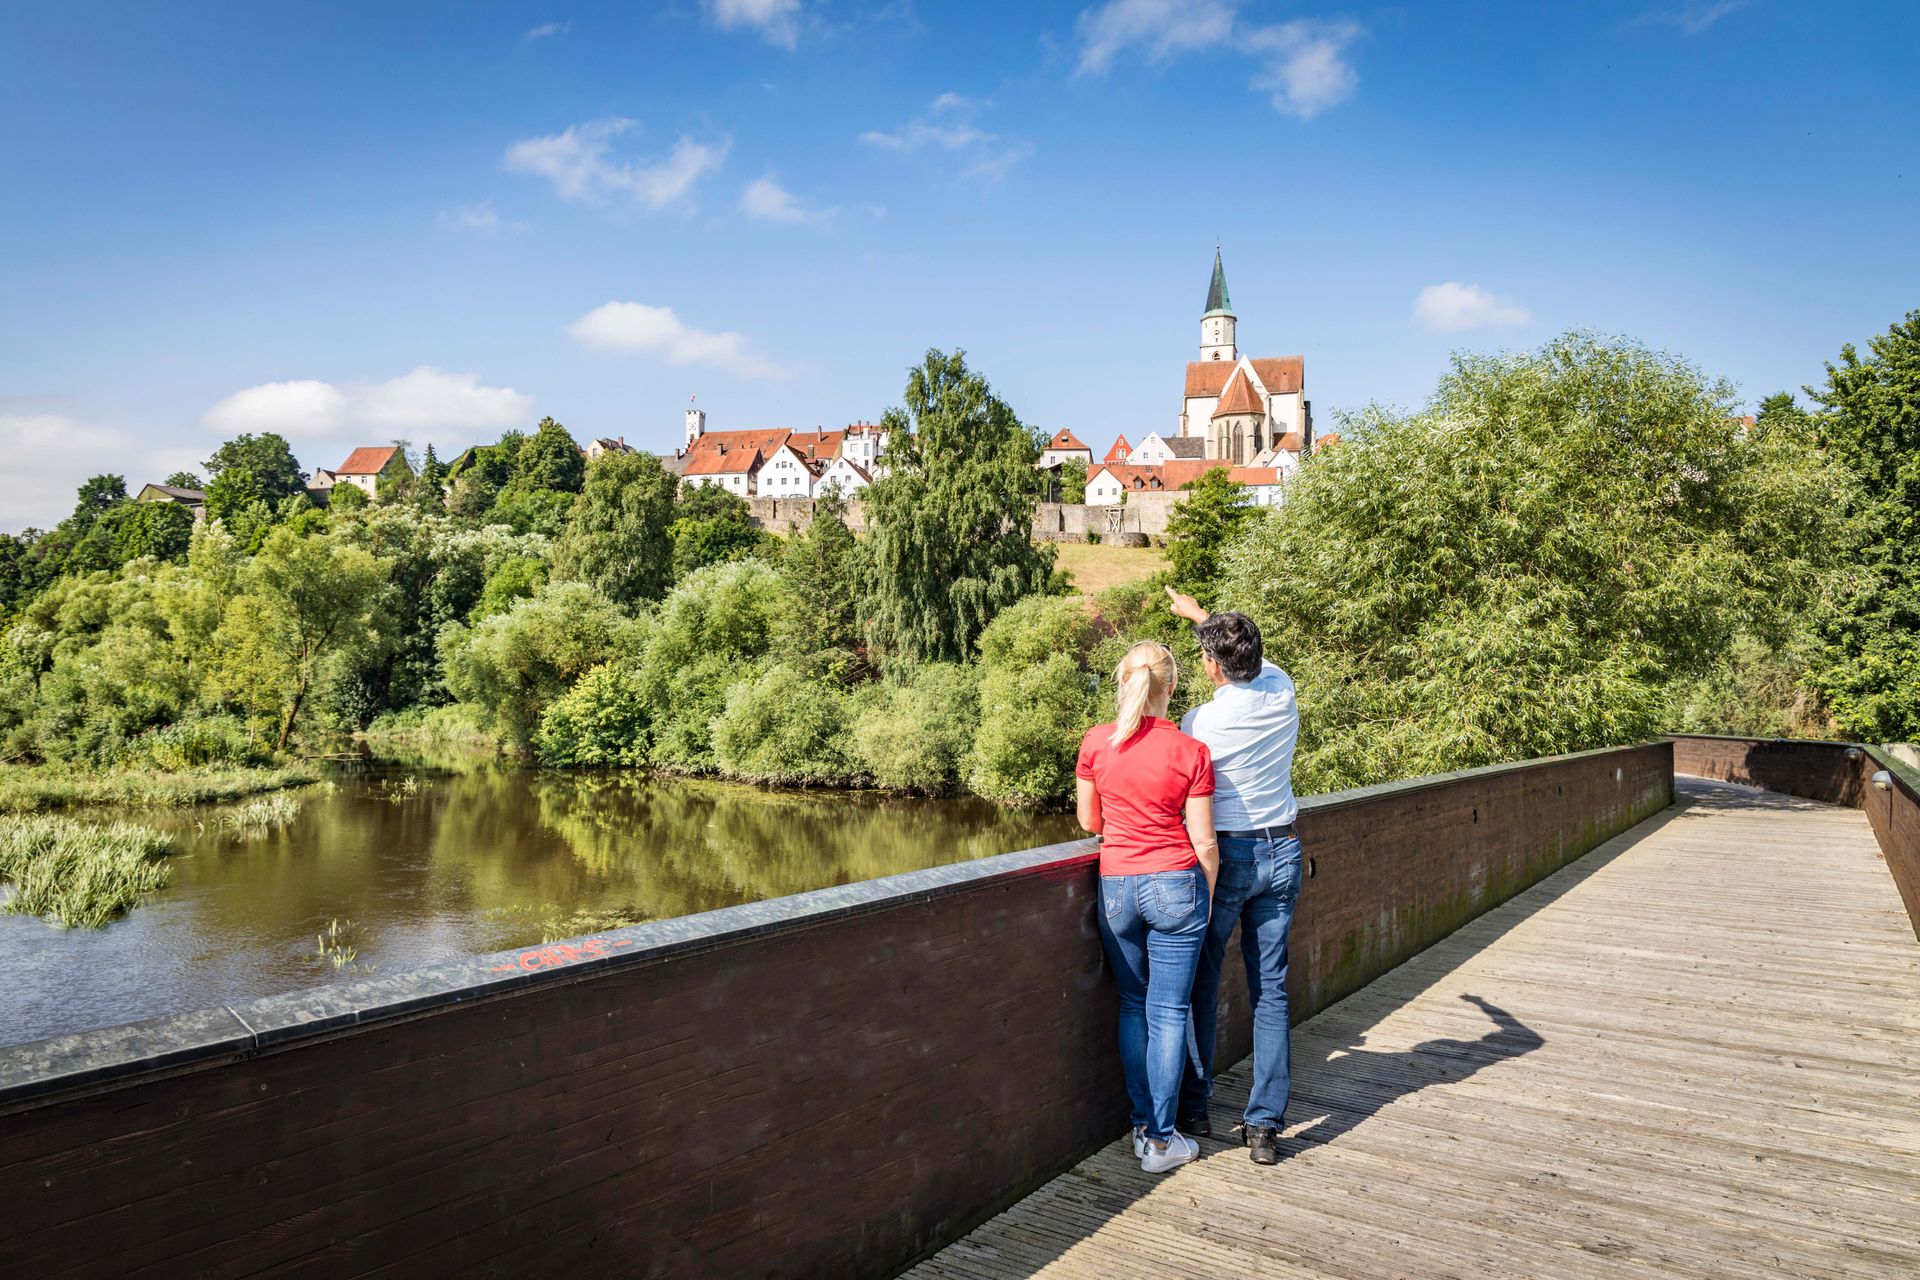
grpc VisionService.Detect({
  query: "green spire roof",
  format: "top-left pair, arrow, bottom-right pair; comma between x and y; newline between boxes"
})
1203,248 -> 1233,315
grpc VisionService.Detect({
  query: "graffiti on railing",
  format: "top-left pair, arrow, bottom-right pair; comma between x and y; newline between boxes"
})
490,936 -> 636,973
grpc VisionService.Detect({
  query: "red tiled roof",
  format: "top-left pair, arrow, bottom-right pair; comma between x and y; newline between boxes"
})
1211,368 -> 1263,417
1228,466 -> 1279,486
684,447 -> 761,476
1275,431 -> 1304,453
1104,436 -> 1132,462
687,428 -> 792,459
336,445 -> 399,476
1316,432 -> 1341,448
1091,464 -> 1166,491
1184,356 -> 1303,399
1161,458 -> 1233,489
1046,429 -> 1091,453
785,430 -> 846,460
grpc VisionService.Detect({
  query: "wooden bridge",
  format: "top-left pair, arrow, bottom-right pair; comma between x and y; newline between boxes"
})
910,778 -> 1920,1279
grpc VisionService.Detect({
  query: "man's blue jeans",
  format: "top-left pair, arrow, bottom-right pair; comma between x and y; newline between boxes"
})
1180,833 -> 1303,1130
1096,865 -> 1209,1142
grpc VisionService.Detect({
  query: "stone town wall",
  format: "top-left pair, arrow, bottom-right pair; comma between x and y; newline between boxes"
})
745,496 -> 1180,544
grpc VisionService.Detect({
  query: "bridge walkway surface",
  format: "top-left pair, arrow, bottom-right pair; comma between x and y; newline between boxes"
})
908,778 -> 1920,1279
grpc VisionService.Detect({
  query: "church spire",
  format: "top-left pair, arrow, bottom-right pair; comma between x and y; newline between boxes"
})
1203,248 -> 1233,316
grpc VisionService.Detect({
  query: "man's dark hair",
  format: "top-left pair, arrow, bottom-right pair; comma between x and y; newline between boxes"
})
1195,610 -> 1264,683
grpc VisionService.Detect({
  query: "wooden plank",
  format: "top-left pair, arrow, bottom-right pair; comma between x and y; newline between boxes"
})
907,779 -> 1920,1280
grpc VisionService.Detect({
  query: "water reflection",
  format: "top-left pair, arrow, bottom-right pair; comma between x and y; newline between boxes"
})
0,760 -> 1077,1047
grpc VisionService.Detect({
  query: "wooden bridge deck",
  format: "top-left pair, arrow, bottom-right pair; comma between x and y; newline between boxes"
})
909,779 -> 1920,1279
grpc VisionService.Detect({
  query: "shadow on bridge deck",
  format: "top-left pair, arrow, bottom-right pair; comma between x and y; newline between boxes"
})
909,779 -> 1920,1279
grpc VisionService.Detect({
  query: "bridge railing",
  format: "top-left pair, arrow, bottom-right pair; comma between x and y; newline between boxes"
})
0,742 -> 1672,1280
1669,733 -> 1920,938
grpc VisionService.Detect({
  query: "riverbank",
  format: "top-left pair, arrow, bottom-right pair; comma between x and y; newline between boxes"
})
0,763 -> 320,815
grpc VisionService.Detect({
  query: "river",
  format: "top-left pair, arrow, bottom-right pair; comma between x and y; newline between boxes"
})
0,756 -> 1079,1048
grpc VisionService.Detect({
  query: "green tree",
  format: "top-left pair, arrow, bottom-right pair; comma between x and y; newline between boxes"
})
163,471 -> 204,490
553,451 -> 678,606
669,484 -> 768,578
516,417 -> 586,494
711,663 -> 857,785
535,662 -> 650,766
863,349 -> 1055,668
441,581 -> 638,749
209,528 -> 389,750
204,433 -> 306,503
98,501 -> 194,564
1165,467 -> 1255,606
1807,312 -> 1920,741
848,663 -> 978,792
204,465 -> 276,549
1059,457 -> 1088,504
1219,331 -> 1854,793
780,491 -> 866,660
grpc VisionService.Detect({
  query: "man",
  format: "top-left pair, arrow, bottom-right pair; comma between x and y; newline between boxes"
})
1165,586 -> 1301,1166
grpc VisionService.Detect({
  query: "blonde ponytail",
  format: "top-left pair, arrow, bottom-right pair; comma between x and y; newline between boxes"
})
1110,642 -> 1177,746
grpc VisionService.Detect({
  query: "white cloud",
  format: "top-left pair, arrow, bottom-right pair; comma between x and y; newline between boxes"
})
1638,1 -> 1747,33
1245,19 -> 1363,118
1074,0 -> 1235,75
438,200 -> 528,235
1073,1 -> 1363,118
741,174 -> 835,226
503,119 -> 728,210
568,302 -> 791,379
861,94 -> 1031,185
202,368 -> 534,446
1413,282 -> 1531,333
704,0 -> 802,49
0,415 -> 203,531
522,20 -> 571,40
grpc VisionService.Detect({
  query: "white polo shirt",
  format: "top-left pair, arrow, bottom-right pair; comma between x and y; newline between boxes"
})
1180,659 -> 1299,830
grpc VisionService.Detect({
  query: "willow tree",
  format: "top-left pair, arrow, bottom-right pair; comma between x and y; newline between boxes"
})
862,349 -> 1054,668
1219,331 -> 1854,793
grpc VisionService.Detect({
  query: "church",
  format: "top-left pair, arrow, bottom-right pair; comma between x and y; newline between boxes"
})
1161,250 -> 1314,466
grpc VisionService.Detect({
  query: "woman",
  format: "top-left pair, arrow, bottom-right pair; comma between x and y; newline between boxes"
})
1075,641 -> 1219,1173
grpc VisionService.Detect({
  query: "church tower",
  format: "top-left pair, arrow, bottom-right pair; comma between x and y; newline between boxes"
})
1200,248 -> 1237,363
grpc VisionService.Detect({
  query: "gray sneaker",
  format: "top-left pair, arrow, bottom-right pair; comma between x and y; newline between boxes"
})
1140,1131 -> 1200,1174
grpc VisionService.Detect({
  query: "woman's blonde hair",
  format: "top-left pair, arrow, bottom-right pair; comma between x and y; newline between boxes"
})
1111,641 -> 1177,746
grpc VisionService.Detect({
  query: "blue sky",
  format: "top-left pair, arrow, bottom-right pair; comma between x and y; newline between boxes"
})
2,0 -> 1916,528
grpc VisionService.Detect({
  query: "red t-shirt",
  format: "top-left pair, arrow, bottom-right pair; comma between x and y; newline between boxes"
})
1076,717 -> 1215,875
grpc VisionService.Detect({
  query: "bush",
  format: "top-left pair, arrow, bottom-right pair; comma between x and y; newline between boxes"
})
536,663 -> 651,766
849,663 -> 978,793
974,594 -> 1100,668
119,715 -> 265,769
442,581 -> 641,748
711,663 -> 857,785
966,653 -> 1097,806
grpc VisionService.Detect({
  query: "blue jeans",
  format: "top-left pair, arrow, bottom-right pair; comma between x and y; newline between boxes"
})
1097,865 -> 1209,1142
1180,833 -> 1303,1129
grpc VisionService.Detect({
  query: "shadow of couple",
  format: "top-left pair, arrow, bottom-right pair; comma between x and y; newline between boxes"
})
1267,993 -> 1545,1158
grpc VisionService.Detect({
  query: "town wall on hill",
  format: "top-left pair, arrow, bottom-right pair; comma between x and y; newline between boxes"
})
744,496 -> 1176,545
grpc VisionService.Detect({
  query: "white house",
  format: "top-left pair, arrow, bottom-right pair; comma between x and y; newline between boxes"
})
1038,429 -> 1093,469
309,445 -> 404,497
816,455 -> 873,498
1227,465 -> 1284,506
1126,431 -> 1203,466
681,445 -> 760,497
585,436 -> 632,462
841,421 -> 889,476
1086,463 -> 1170,507
756,443 -> 817,497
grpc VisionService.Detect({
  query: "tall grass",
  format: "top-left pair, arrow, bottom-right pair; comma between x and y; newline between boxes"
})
0,816 -> 174,928
0,764 -> 320,815
215,792 -> 302,834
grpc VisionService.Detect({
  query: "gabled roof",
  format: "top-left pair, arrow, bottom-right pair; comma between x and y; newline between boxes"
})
1090,464 -> 1165,491
137,483 -> 205,504
1275,431 -> 1305,454
1164,436 -> 1208,460
336,445 -> 399,476
1046,429 -> 1091,453
1203,249 -> 1233,316
1185,357 -> 1303,399
824,456 -> 873,483
1212,367 -> 1263,417
1316,432 -> 1341,449
785,429 -> 846,460
1104,436 -> 1132,462
1161,459 -> 1233,489
684,447 -> 761,476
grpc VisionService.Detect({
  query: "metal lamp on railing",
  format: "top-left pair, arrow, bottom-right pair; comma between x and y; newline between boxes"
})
1871,770 -> 1894,792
